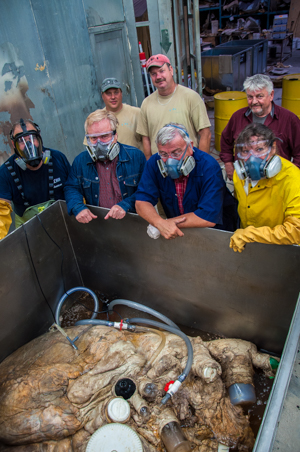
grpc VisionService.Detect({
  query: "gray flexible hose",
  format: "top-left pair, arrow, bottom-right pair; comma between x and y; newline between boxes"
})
55,287 -> 99,326
75,319 -> 113,326
127,317 -> 193,380
75,318 -> 136,331
109,299 -> 179,329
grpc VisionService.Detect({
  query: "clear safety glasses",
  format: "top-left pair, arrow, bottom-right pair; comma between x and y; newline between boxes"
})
236,140 -> 271,160
85,130 -> 116,146
14,133 -> 42,159
158,143 -> 188,160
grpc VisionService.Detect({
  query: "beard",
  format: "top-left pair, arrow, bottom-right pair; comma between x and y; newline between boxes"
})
251,105 -> 264,116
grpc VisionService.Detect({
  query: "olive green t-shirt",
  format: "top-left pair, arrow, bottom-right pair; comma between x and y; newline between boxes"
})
136,84 -> 211,154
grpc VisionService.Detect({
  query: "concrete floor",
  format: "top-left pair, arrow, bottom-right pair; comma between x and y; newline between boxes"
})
205,47 -> 300,452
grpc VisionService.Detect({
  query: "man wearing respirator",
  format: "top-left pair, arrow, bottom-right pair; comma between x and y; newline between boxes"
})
64,110 -> 146,223
230,123 -> 300,252
0,119 -> 70,239
135,123 -> 237,239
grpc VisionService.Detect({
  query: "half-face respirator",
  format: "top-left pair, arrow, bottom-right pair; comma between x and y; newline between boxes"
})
86,131 -> 119,162
157,143 -> 195,179
234,140 -> 282,181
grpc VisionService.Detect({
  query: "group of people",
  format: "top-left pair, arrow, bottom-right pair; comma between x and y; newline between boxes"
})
1,53 -> 300,253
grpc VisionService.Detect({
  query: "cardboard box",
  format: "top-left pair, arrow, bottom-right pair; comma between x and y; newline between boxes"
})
201,35 -> 218,47
272,32 -> 287,39
274,14 -> 288,25
273,24 -> 287,32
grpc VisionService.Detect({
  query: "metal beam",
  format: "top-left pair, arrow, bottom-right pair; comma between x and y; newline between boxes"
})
193,0 -> 202,95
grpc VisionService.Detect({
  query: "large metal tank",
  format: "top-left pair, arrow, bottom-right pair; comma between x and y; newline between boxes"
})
0,201 -> 299,451
201,47 -> 253,91
218,40 -> 268,75
282,73 -> 300,118
214,91 -> 248,152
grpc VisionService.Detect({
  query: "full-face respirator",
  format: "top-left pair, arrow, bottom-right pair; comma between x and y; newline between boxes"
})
234,140 -> 282,181
10,118 -> 49,171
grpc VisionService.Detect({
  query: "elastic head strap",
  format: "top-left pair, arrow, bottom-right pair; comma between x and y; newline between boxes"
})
10,119 -> 41,141
164,123 -> 189,138
20,118 -> 27,133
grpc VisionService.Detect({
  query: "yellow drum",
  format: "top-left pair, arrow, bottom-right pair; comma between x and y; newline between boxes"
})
282,74 -> 300,119
214,91 -> 248,152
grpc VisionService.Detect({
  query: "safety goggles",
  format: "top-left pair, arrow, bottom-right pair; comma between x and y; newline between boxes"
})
236,140 -> 271,160
158,143 -> 188,160
85,130 -> 116,146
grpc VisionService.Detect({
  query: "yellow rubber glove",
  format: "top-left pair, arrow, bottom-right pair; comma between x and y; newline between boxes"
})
0,199 -> 13,240
230,216 -> 300,253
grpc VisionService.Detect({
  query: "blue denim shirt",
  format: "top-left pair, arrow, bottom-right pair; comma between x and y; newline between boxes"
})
135,148 -> 233,227
64,143 -> 146,217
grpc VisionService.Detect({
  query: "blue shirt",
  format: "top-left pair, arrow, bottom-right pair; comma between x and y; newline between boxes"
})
135,148 -> 229,226
0,149 -> 71,217
64,143 -> 146,217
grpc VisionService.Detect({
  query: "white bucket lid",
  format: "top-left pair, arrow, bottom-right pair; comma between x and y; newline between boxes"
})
86,423 -> 143,452
107,397 -> 131,423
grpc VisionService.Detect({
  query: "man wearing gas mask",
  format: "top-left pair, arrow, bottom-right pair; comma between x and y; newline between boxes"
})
135,123 -> 237,240
64,110 -> 146,223
0,119 -> 70,239
230,123 -> 300,252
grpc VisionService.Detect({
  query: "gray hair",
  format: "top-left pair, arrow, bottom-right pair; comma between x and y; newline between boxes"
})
155,123 -> 191,147
243,74 -> 274,95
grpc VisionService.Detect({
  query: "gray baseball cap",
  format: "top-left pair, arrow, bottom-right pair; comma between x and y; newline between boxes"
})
101,78 -> 121,92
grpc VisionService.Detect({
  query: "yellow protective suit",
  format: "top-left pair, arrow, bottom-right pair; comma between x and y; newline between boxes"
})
230,216 -> 300,252
0,199 -> 12,240
231,157 -> 300,252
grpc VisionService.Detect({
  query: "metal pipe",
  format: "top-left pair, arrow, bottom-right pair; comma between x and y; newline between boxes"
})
193,0 -> 202,95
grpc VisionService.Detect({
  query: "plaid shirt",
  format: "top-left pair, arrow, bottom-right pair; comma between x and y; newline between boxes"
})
95,157 -> 122,208
174,175 -> 189,214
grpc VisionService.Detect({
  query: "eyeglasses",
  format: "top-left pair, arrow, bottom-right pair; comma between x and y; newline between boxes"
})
158,143 -> 188,160
236,140 -> 270,160
86,131 -> 116,146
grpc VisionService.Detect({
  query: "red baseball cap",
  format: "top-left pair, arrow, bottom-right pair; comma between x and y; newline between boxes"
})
146,54 -> 171,71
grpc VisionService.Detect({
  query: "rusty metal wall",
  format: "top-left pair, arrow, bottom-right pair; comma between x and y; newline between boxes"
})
0,0 -> 143,165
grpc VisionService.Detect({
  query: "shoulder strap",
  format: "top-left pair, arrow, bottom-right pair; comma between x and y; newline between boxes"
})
5,152 -> 55,208
48,154 -> 54,198
5,160 -> 30,207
